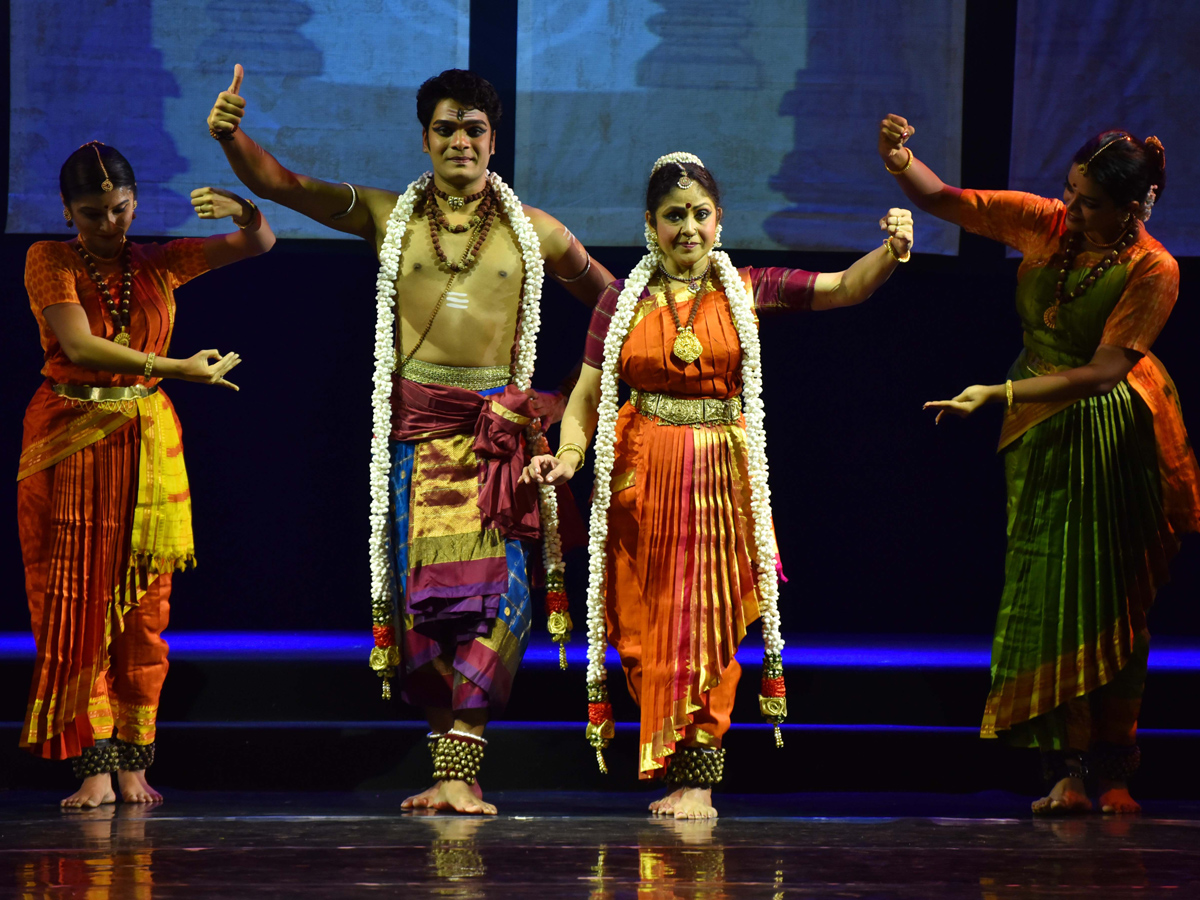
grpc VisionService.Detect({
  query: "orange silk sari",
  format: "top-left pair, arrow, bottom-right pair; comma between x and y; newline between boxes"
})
605,278 -> 766,777
18,238 -> 206,758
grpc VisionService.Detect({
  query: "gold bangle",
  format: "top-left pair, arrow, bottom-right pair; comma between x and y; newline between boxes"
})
209,125 -> 237,142
143,351 -> 156,380
556,443 -> 586,472
236,199 -> 259,230
884,146 -> 914,175
1005,379 -> 1014,409
883,237 -> 911,263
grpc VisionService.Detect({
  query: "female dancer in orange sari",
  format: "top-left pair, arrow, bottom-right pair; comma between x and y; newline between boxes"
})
524,153 -> 913,817
19,142 -> 275,807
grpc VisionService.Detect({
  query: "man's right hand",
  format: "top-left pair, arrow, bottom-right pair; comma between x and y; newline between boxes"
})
207,64 -> 246,138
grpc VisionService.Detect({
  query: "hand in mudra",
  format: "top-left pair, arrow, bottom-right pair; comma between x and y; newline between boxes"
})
879,208 -> 915,256
177,350 -> 242,391
878,113 -> 915,159
207,64 -> 245,137
190,186 -> 248,221
923,384 -> 998,424
520,454 -> 575,486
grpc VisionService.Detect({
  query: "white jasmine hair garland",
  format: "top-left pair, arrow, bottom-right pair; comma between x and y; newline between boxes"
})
367,171 -> 568,697
585,155 -> 787,767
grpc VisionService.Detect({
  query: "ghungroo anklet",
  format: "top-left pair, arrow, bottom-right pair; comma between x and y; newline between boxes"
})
432,729 -> 487,783
1041,749 -> 1088,786
115,739 -> 156,772
71,740 -> 119,779
1091,742 -> 1141,782
665,746 -> 725,789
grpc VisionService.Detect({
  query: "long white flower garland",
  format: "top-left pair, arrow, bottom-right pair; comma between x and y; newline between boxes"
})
583,155 -> 785,691
368,171 -> 564,665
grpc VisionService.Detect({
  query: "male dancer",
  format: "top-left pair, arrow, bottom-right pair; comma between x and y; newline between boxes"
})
207,67 -> 611,814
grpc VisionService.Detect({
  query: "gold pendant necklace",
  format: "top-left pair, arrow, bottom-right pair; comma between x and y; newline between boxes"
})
661,273 -> 707,364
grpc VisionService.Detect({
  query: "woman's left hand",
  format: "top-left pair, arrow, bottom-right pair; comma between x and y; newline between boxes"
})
191,186 -> 253,223
923,384 -> 1003,424
880,208 -> 915,257
520,454 -> 575,486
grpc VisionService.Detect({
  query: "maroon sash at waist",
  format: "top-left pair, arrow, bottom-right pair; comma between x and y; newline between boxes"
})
391,377 -> 542,541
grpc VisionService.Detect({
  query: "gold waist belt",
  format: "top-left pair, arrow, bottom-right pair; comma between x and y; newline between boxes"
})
398,358 -> 511,391
629,388 -> 742,426
52,382 -> 159,402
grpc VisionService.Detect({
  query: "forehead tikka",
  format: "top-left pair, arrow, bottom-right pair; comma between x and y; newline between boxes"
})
1078,134 -> 1133,176
83,140 -> 114,193
676,163 -> 692,190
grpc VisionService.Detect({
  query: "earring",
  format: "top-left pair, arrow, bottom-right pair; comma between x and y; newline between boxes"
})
62,208 -> 73,227
644,223 -> 659,251
713,223 -> 724,249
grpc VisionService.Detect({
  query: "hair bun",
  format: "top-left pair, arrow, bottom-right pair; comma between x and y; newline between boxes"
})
1144,135 -> 1166,171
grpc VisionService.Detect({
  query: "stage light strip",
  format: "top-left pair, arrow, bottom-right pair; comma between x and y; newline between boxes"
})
3,632 -> 1200,670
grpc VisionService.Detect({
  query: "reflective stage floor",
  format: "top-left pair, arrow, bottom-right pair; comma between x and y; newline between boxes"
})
4,791 -> 1200,898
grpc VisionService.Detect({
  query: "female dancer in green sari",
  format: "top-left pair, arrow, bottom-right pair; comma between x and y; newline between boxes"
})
879,117 -> 1200,815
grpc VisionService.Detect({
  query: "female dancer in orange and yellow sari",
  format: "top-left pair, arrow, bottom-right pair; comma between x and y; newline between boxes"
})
881,115 -> 1200,815
19,142 -> 274,807
524,153 -> 913,818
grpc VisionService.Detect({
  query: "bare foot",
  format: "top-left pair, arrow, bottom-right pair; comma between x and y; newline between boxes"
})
403,779 -> 484,811
61,773 -> 116,809
1098,779 -> 1141,815
650,787 -> 684,816
672,786 -> 717,820
1031,776 -> 1092,816
117,769 -> 162,804
407,780 -> 495,815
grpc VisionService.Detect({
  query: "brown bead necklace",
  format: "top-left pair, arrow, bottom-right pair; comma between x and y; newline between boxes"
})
399,186 -> 498,369
430,182 -> 489,213
659,264 -> 711,364
76,240 -> 135,345
425,181 -> 497,271
1043,221 -> 1138,329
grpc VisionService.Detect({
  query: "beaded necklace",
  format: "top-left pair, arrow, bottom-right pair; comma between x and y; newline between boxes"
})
76,240 -> 135,345
1043,222 -> 1138,329
425,181 -> 497,270
658,264 -> 711,364
431,182 -> 488,212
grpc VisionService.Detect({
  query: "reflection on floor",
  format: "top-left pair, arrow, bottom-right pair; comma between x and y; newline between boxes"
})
4,791 -> 1200,898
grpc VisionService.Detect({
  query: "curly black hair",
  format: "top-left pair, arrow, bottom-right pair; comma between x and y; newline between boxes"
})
416,69 -> 502,131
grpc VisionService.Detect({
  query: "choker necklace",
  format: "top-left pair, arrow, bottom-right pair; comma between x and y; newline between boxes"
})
1043,222 -> 1138,329
431,182 -> 488,212
659,268 -> 710,364
425,181 -> 497,271
1083,221 -> 1132,249
77,235 -> 126,262
658,259 -> 712,295
76,241 -> 135,345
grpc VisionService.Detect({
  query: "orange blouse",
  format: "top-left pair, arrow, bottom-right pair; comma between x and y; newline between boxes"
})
26,238 -> 210,387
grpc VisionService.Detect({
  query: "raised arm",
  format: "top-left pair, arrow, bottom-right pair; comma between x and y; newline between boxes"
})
811,208 -> 914,311
525,206 -> 614,307
521,363 -> 601,485
189,185 -> 275,269
878,114 -> 963,225
206,64 -> 395,243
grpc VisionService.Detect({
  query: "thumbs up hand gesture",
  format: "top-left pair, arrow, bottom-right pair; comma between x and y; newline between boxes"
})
207,64 -> 246,140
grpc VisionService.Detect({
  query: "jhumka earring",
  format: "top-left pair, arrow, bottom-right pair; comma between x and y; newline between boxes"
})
644,222 -> 659,249
63,208 -> 72,226
713,223 -> 724,248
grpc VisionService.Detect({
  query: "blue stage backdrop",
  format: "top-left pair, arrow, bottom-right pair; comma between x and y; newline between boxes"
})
514,0 -> 967,254
1009,0 -> 1200,257
7,0 -> 470,238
